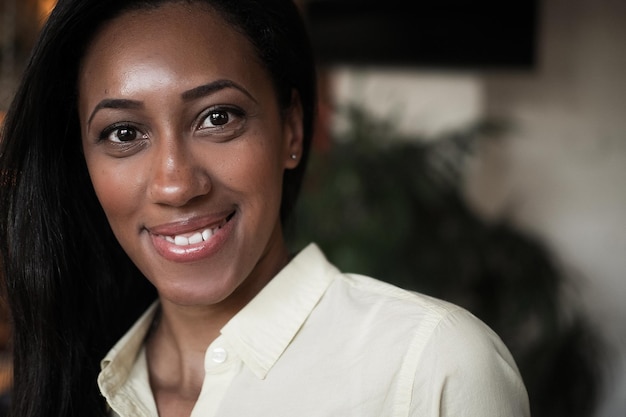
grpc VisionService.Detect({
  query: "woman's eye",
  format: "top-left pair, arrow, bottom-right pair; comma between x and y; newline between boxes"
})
100,125 -> 144,143
206,111 -> 230,127
197,107 -> 245,133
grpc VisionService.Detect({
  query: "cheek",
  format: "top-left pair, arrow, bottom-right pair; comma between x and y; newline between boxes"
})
85,156 -> 141,223
230,136 -> 285,199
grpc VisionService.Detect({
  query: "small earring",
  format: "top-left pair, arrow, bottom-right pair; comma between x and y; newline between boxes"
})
290,154 -> 297,160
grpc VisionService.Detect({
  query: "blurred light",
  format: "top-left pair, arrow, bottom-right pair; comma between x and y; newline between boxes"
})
38,0 -> 57,20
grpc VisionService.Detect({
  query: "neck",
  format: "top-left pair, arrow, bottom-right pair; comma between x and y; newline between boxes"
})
145,237 -> 292,393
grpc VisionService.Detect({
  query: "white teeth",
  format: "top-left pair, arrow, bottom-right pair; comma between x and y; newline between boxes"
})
166,227 -> 217,246
188,232 -> 203,245
174,235 -> 189,246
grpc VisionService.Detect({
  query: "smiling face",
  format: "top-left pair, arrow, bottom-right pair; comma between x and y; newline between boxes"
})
78,2 -> 303,308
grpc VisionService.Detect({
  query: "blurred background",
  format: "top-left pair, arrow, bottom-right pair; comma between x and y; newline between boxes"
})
1,0 -> 625,416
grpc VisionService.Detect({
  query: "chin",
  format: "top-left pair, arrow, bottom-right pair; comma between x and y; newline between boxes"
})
161,287 -> 235,307
152,272 -> 241,307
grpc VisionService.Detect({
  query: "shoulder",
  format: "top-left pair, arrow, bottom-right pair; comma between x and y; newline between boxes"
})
331,271 -> 475,331
287,246 -> 530,416
405,301 -> 531,416
327,273 -> 530,416
323,270 -> 515,369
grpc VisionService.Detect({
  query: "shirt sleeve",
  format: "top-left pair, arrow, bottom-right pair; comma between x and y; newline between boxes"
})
407,308 -> 531,417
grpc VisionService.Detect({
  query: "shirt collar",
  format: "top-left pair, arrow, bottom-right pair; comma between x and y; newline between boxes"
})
221,243 -> 335,379
99,302 -> 159,396
99,243 -> 336,387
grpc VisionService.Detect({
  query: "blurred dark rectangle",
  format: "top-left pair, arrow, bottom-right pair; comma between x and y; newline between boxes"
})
304,0 -> 539,69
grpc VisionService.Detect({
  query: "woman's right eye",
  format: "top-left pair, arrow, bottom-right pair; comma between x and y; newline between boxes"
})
100,125 -> 145,143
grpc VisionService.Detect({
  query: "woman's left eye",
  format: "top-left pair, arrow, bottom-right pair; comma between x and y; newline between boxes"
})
197,107 -> 246,134
204,110 -> 230,127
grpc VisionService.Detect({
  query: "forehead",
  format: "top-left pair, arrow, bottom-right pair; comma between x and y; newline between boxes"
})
79,2 -> 264,101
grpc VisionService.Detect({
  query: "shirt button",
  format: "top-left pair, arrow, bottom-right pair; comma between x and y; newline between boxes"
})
211,347 -> 228,364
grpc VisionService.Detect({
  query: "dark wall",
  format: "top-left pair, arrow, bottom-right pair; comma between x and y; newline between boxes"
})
304,0 -> 539,69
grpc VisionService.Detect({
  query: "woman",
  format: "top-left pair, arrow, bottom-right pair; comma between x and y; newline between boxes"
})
0,0 -> 530,416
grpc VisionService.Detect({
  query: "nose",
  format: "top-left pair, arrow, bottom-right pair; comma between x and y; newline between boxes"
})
147,138 -> 211,207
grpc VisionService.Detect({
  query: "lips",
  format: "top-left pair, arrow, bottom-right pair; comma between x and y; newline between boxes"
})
148,210 -> 236,262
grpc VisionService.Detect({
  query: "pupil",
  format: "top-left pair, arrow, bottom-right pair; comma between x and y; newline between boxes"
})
118,128 -> 135,141
210,111 -> 228,126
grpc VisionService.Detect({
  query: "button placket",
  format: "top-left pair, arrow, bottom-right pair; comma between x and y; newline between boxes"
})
192,339 -> 242,417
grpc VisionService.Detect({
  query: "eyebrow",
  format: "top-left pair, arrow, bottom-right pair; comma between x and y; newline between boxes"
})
87,99 -> 143,126
87,79 -> 257,127
181,79 -> 258,103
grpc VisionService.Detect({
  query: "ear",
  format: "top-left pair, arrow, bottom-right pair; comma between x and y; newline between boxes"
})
282,90 -> 304,170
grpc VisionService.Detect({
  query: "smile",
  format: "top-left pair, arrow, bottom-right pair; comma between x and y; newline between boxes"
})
149,211 -> 236,263
157,211 -> 235,247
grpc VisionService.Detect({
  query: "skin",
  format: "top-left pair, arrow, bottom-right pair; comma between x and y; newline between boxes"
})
78,3 -> 303,415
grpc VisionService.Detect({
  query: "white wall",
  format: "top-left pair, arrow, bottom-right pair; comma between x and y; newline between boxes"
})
330,67 -> 484,138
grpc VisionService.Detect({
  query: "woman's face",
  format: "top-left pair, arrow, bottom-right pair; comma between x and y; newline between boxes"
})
78,3 -> 303,307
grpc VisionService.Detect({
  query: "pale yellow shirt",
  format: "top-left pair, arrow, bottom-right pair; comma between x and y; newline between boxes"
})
98,243 -> 530,416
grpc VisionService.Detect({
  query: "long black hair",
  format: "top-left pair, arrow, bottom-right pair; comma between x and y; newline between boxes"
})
0,0 -> 316,416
